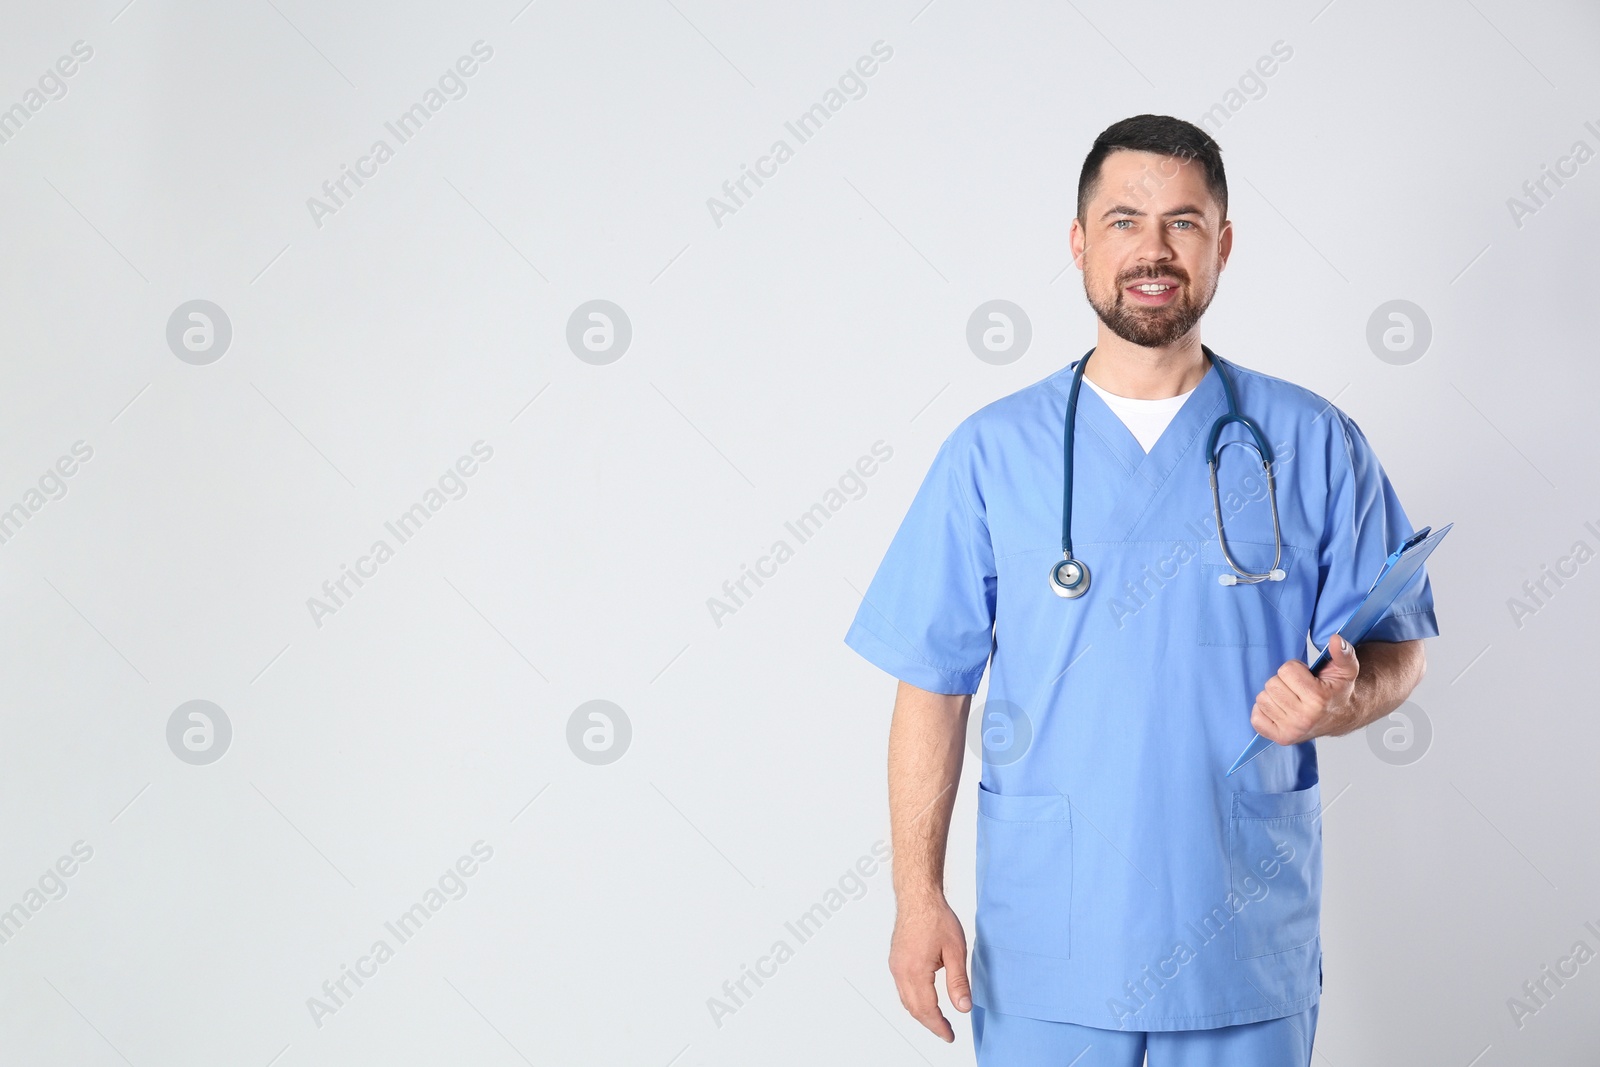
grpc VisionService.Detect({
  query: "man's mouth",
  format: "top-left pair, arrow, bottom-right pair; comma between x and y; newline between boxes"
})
1124,279 -> 1180,306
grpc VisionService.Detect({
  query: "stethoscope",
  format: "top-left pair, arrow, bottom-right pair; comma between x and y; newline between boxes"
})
1048,345 -> 1286,599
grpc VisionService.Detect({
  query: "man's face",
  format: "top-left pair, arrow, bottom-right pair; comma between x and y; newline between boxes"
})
1072,149 -> 1231,348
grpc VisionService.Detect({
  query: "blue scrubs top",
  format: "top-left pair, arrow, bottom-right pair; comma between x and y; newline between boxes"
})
844,352 -> 1439,1032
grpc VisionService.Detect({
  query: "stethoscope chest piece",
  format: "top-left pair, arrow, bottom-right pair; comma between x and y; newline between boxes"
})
1049,556 -> 1090,599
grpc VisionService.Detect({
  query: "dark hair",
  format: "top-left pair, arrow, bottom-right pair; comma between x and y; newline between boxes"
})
1076,114 -> 1227,224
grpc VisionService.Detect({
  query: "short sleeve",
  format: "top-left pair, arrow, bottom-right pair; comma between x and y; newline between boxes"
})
843,425 -> 997,694
1309,413 -> 1441,649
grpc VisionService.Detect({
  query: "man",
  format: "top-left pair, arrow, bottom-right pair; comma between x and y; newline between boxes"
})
842,115 -> 1438,1066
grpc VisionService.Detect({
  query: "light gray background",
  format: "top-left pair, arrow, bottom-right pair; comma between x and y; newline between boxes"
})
1,1 -> 1596,1064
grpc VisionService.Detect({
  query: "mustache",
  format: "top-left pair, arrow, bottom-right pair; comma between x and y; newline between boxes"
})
1119,267 -> 1189,285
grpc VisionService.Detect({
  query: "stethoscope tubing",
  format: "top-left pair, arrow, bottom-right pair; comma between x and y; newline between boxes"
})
1054,346 -> 1285,595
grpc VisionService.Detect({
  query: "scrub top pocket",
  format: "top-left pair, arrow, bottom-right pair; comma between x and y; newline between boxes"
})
976,783 -> 1072,961
1196,539 -> 1283,647
1229,782 -> 1322,960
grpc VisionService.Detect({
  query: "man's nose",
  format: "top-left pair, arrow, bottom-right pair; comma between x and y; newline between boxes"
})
1134,226 -> 1175,261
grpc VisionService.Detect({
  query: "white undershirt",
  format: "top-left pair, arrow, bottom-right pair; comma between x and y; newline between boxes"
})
1083,377 -> 1196,454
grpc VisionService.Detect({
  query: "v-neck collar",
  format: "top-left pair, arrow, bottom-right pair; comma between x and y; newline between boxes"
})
1049,346 -> 1231,540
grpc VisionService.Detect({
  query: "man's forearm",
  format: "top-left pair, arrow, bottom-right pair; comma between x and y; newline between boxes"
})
1328,638 -> 1426,736
887,680 -> 971,905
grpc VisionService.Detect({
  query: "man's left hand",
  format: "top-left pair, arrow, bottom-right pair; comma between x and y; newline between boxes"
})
1251,636 -> 1360,745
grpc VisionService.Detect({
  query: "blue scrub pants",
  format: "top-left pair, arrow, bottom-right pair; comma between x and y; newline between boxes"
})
971,1002 -> 1318,1066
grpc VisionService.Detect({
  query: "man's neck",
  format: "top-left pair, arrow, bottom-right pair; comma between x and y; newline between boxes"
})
1082,330 -> 1209,400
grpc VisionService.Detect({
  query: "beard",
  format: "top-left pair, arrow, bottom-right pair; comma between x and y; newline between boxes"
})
1086,265 -> 1216,348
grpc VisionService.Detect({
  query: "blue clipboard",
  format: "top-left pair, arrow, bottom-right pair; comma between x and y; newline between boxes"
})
1225,522 -> 1452,777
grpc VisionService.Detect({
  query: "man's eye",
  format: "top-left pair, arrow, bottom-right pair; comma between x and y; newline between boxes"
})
1171,220 -> 1194,229
1112,219 -> 1132,229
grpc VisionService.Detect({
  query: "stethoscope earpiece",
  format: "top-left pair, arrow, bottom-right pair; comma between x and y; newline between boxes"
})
1217,568 -> 1287,587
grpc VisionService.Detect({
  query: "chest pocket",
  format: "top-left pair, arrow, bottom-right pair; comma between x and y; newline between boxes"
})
1196,538 -> 1288,647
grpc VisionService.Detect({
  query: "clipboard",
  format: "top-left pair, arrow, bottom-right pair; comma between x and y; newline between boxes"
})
1225,522 -> 1452,777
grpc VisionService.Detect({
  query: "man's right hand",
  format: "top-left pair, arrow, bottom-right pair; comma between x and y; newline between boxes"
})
888,895 -> 971,1043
